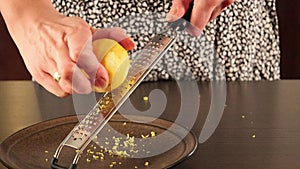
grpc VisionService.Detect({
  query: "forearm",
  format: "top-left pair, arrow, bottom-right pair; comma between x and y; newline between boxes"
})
0,0 -> 62,34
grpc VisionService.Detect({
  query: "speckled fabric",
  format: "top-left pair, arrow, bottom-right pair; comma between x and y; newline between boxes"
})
51,0 -> 280,81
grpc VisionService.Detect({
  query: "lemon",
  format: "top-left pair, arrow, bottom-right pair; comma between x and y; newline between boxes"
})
92,38 -> 130,92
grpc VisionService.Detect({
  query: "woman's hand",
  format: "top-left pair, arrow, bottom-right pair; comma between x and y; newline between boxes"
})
0,0 -> 134,97
167,0 -> 234,36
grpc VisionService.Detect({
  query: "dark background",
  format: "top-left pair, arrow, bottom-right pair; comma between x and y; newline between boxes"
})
277,0 -> 300,79
0,0 -> 299,80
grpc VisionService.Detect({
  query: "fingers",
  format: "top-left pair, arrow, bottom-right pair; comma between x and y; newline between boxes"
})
94,64 -> 109,88
55,44 -> 93,94
64,18 -> 99,79
166,0 -> 193,22
35,72 -> 69,97
74,36 -> 109,89
92,27 -> 135,50
166,0 -> 210,35
31,54 -> 69,97
71,65 -> 94,93
65,19 -> 110,90
210,0 -> 234,20
40,36 -> 104,96
191,0 -> 235,24
57,25 -> 135,95
189,0 -> 215,34
65,17 -> 92,63
76,27 -> 135,91
209,5 -> 223,21
167,0 -> 234,36
73,27 -> 135,91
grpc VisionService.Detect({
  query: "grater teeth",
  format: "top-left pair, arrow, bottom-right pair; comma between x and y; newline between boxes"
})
51,33 -> 176,169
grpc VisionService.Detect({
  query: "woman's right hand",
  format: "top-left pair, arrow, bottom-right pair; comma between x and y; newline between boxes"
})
167,0 -> 235,36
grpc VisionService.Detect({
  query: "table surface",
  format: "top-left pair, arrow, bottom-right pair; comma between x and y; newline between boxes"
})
0,80 -> 300,169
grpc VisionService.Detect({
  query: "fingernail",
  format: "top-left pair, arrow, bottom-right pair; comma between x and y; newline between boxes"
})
95,76 -> 109,89
190,29 -> 202,36
119,38 -> 135,51
186,25 -> 203,37
166,7 -> 178,21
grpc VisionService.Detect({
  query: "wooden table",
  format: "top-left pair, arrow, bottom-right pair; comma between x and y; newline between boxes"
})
0,80 -> 300,169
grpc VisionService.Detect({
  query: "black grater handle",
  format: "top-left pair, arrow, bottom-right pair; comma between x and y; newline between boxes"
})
182,0 -> 194,21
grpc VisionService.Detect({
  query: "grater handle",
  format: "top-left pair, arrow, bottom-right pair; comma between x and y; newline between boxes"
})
51,157 -> 77,169
182,0 -> 194,21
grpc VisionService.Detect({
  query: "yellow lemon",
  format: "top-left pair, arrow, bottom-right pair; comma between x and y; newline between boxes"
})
92,38 -> 130,92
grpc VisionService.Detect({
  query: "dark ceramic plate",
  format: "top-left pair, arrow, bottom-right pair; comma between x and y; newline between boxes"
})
0,114 -> 197,169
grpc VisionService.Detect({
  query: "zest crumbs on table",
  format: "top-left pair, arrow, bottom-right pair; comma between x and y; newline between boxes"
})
144,161 -> 150,166
143,96 -> 149,101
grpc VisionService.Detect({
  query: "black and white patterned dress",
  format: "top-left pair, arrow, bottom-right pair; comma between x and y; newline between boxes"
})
51,0 -> 280,81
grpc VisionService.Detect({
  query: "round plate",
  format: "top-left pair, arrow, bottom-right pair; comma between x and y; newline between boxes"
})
0,114 -> 197,169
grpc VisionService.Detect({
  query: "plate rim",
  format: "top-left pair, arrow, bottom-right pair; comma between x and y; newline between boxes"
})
0,114 -> 198,169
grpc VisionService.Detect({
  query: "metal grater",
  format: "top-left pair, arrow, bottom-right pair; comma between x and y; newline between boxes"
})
51,32 -> 177,169
51,1 -> 196,165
